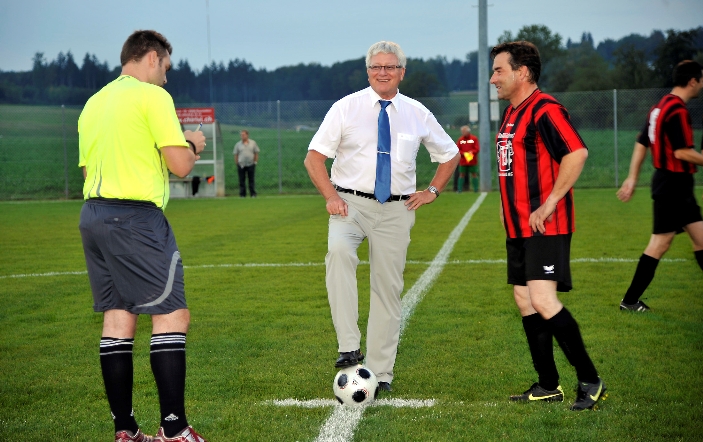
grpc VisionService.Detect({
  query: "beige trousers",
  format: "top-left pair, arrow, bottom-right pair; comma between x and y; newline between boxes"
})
326,193 -> 415,383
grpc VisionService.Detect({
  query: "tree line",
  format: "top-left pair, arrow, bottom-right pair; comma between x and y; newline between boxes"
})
0,25 -> 701,106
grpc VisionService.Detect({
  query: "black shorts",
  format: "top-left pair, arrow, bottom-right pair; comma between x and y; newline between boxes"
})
653,196 -> 702,234
506,234 -> 572,292
79,199 -> 187,315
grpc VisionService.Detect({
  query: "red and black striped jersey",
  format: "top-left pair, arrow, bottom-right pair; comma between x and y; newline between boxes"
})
636,94 -> 696,174
496,89 -> 587,238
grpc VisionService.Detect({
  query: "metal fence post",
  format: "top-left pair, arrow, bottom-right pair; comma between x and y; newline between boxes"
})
277,100 -> 282,193
477,0 -> 492,192
613,89 -> 618,188
62,104 -> 69,199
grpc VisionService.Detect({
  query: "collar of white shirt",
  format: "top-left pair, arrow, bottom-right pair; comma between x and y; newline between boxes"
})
367,88 -> 401,112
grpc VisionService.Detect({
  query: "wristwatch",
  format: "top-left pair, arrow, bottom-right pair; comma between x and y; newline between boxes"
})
428,186 -> 440,198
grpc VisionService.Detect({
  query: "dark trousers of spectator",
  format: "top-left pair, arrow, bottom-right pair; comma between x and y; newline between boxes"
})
237,165 -> 256,197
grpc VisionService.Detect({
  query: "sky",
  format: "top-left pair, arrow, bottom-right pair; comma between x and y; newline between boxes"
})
1,0 -> 701,73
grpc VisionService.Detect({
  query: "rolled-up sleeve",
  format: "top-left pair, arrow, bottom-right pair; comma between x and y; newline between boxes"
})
422,112 -> 459,163
308,103 -> 343,158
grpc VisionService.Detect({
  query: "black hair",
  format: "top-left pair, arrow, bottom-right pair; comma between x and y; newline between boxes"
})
490,41 -> 541,84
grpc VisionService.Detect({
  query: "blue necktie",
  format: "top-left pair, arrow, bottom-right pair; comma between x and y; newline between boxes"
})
375,100 -> 392,203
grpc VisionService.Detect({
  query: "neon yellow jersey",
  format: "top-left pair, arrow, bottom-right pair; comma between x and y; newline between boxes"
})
78,75 -> 187,209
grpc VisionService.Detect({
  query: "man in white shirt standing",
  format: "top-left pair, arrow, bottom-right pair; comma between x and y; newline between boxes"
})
233,130 -> 260,197
304,41 -> 459,392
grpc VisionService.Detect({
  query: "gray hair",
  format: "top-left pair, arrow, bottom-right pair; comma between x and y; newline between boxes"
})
366,41 -> 407,68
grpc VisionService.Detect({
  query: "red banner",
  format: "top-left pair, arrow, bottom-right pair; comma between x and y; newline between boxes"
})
176,107 -> 215,124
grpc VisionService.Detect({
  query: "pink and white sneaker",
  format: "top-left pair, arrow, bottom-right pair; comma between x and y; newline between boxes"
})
154,426 -> 207,442
115,429 -> 154,442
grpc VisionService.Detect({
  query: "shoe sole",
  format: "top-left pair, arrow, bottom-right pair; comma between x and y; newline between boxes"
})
619,302 -> 650,312
620,307 -> 650,312
335,356 -> 365,368
510,395 -> 564,402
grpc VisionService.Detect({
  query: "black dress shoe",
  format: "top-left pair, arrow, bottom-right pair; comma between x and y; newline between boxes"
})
335,349 -> 364,368
378,381 -> 392,392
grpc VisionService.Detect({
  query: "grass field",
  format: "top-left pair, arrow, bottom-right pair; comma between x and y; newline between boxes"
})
2,103 -> 702,200
1,188 -> 702,441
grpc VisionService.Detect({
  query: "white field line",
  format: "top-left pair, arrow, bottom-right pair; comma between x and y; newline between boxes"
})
312,193 -> 487,442
267,398 -> 436,409
399,192 -> 487,336
315,405 -> 365,442
0,257 -> 689,280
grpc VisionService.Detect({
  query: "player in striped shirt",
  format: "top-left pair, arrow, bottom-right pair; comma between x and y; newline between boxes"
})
617,60 -> 703,311
490,41 -> 606,411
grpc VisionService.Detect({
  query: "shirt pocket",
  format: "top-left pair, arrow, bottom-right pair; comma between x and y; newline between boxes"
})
396,133 -> 421,165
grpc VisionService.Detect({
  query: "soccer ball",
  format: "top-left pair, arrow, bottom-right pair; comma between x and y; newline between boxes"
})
333,365 -> 379,406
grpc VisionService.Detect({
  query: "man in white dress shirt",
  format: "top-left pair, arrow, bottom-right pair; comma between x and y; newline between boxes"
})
304,41 -> 459,392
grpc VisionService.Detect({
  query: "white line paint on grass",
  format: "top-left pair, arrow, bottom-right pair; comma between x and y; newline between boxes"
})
400,192 -> 486,336
316,405 -> 365,442
374,398 -> 436,408
0,256 -> 690,280
269,398 -> 338,408
266,398 -> 436,409
0,270 -> 89,279
312,193 -> 487,442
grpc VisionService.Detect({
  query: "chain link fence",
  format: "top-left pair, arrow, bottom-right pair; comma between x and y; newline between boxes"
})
1,88 -> 701,200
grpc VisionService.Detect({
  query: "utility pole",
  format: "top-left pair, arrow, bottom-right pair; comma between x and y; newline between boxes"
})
206,0 -> 213,104
477,0 -> 492,192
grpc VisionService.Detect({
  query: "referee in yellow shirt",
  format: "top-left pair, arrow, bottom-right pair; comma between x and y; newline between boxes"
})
78,30 -> 207,442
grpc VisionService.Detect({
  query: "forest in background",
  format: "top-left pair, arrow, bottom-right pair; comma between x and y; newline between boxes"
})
0,25 -> 701,105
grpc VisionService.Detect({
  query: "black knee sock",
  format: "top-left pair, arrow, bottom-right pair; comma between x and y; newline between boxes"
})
622,254 -> 660,304
547,308 -> 599,384
150,333 -> 189,438
100,337 -> 138,434
522,313 -> 559,390
695,250 -> 703,272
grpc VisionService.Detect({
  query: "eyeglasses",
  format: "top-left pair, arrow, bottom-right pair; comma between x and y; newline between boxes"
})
368,65 -> 403,72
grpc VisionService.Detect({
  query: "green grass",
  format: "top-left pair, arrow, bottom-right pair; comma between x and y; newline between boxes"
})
2,103 -> 701,200
0,189 -> 702,441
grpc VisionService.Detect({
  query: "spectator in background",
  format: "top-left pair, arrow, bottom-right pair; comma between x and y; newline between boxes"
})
456,125 -> 480,193
233,130 -> 259,197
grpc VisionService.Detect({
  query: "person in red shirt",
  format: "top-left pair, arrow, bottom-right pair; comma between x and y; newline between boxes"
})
456,125 -> 480,193
617,60 -> 703,312
490,41 -> 605,411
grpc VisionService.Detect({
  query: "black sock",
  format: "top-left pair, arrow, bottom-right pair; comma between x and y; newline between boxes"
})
622,254 -> 659,304
150,333 -> 189,438
547,308 -> 599,384
100,337 -> 138,434
522,313 -> 559,390
695,250 -> 703,272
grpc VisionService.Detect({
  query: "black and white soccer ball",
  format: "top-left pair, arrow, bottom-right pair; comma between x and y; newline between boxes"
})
333,365 -> 379,406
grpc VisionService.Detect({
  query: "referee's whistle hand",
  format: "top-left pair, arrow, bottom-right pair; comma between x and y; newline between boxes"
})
184,130 -> 206,154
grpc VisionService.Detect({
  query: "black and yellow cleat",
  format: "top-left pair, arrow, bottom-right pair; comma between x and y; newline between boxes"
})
571,378 -> 608,411
510,383 -> 564,402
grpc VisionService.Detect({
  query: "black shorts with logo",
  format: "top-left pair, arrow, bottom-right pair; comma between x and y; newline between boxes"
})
506,233 -> 572,292
79,198 -> 187,315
